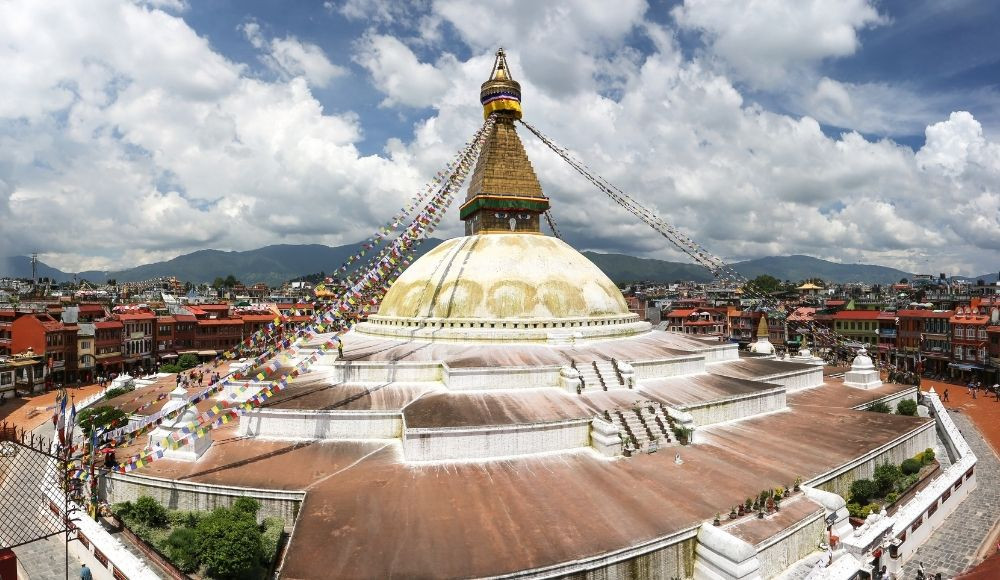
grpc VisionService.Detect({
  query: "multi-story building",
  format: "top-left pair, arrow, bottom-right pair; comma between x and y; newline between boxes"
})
76,323 -> 96,383
895,309 -> 952,374
0,309 -> 27,356
663,308 -> 726,336
155,315 -> 177,362
11,313 -> 79,386
832,310 -> 881,349
94,320 -> 124,376
118,310 -> 156,372
876,312 -> 897,365
193,318 -> 243,354
0,351 -> 46,397
950,305 -> 990,380
173,313 -> 197,353
727,309 -> 763,345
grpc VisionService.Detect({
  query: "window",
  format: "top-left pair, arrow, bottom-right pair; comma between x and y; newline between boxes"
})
955,346 -> 962,358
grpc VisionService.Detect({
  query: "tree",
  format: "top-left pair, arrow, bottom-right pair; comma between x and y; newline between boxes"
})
224,274 -> 239,287
896,399 -> 918,416
849,479 -> 878,505
106,278 -> 117,286
212,277 -> 226,289
197,507 -> 264,579
177,353 -> 199,370
748,275 -> 781,293
77,405 -> 128,436
873,463 -> 902,497
899,278 -> 909,284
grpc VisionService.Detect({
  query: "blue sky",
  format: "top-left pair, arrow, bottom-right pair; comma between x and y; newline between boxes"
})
0,0 -> 998,276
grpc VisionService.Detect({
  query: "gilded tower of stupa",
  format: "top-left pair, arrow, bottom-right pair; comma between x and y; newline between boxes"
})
460,48 -> 550,235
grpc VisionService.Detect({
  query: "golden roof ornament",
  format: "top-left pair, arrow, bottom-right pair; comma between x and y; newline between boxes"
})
757,315 -> 769,338
480,48 -> 522,119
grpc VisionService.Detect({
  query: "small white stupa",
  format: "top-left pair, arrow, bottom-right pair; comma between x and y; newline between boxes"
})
147,386 -> 212,461
843,347 -> 883,390
790,346 -> 825,366
748,316 -> 775,356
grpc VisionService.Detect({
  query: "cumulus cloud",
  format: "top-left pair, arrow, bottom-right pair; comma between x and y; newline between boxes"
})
1,0 -> 998,278
352,34 -> 451,108
673,0 -> 885,89
241,21 -> 345,87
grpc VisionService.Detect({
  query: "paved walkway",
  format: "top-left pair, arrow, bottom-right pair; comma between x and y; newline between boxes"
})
900,411 -> 1000,579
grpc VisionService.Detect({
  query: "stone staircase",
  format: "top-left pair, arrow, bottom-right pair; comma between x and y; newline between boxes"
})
603,404 -> 678,454
575,359 -> 630,392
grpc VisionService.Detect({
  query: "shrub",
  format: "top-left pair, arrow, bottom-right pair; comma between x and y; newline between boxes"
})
901,458 -> 921,475
846,502 -> 879,518
921,448 -> 935,464
232,496 -> 261,519
261,517 -> 285,563
885,492 -> 900,504
873,462 -> 902,496
167,510 -> 203,529
895,473 -> 920,493
868,401 -> 891,414
197,508 -> 264,579
849,479 -> 878,505
77,405 -> 128,436
160,363 -> 182,374
178,353 -> 200,370
132,496 -> 169,529
897,399 -> 918,416
103,385 -> 135,400
163,527 -> 201,573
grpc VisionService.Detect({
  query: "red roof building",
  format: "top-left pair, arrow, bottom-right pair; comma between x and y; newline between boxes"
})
950,305 -> 990,377
93,320 -> 124,374
895,309 -> 952,374
117,310 -> 156,370
11,314 -> 79,386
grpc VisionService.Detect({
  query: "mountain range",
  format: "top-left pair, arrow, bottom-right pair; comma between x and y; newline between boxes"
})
1,242 -> 993,287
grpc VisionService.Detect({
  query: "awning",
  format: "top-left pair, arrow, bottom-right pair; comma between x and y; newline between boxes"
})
178,350 -> 198,356
159,353 -> 178,359
949,363 -> 984,371
198,350 -> 218,356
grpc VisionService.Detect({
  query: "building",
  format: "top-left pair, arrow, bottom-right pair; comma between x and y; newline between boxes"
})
896,309 -> 952,375
76,322 -> 96,383
155,315 -> 177,362
0,351 -> 45,397
832,309 -> 882,349
93,320 -> 124,376
10,313 -> 78,386
663,307 -> 726,336
949,304 -> 990,380
117,309 -> 156,372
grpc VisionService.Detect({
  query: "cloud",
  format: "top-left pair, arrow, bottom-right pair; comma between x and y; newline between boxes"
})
673,0 -> 886,89
1,0 -> 998,279
240,21 -> 345,88
352,34 -> 451,108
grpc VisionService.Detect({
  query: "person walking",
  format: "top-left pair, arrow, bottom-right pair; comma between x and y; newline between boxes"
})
943,388 -> 949,402
80,564 -> 92,580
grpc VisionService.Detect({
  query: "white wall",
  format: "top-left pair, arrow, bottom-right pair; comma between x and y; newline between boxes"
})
238,408 -> 401,439
402,419 -> 591,461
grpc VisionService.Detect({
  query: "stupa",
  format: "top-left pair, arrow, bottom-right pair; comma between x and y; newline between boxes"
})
104,49 -> 940,580
146,386 -> 211,461
843,347 -> 883,390
748,315 -> 775,355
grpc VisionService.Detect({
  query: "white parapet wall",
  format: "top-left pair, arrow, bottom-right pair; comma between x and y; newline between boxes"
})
442,363 -> 562,390
632,354 -> 705,380
402,418 -> 592,461
238,408 -> 402,439
676,386 -> 786,427
316,360 -> 443,383
852,387 -> 918,414
694,523 -> 762,580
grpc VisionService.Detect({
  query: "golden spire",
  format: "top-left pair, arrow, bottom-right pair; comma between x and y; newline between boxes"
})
462,48 -> 549,236
480,48 -> 522,119
756,315 -> 769,338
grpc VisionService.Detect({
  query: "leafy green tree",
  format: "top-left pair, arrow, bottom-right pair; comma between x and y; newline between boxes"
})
163,527 -> 200,573
748,274 -> 781,293
212,277 -> 226,289
232,496 -> 260,518
177,353 -> 199,370
224,274 -> 239,287
197,507 -> 264,579
873,463 -> 902,497
849,479 -> 878,505
132,496 -> 169,528
896,399 -> 918,416
77,405 -> 128,436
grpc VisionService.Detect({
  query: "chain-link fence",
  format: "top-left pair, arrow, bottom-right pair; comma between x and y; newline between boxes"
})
0,422 -> 69,550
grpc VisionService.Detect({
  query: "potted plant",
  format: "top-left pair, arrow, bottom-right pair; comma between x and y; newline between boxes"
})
730,506 -> 738,519
745,498 -> 753,513
737,504 -> 745,517
794,476 -> 802,492
713,513 -> 721,526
